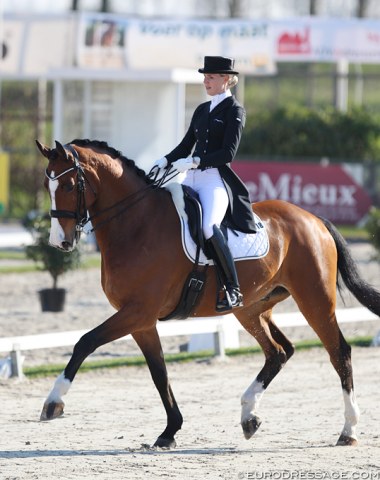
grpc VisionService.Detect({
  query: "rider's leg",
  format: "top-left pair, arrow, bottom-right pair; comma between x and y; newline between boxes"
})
196,169 -> 243,311
206,224 -> 243,310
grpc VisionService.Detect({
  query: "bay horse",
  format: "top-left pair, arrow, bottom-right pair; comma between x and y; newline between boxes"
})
36,138 -> 380,449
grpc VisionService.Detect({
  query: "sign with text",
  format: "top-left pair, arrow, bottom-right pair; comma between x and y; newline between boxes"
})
273,18 -> 380,64
233,161 -> 372,224
75,14 -> 275,74
124,18 -> 275,74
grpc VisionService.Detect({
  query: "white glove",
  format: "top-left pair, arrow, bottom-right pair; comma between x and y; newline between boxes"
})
152,157 -> 168,170
172,157 -> 198,173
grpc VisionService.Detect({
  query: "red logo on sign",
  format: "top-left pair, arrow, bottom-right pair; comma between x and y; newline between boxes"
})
278,27 -> 311,54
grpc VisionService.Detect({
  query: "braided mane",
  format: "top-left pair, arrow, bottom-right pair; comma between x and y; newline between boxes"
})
70,139 -> 154,185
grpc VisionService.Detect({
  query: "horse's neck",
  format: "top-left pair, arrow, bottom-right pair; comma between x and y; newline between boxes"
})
92,161 -> 144,210
89,168 -> 167,248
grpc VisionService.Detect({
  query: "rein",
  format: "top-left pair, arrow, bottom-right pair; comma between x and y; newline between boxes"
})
45,144 -> 179,234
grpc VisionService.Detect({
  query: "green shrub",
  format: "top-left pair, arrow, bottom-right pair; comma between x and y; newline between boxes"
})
365,207 -> 380,260
240,106 -> 380,162
25,213 -> 81,288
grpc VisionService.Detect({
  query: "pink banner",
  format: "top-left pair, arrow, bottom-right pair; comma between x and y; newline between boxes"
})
233,161 -> 372,224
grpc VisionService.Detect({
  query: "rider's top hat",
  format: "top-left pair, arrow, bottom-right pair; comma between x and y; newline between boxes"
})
198,56 -> 239,75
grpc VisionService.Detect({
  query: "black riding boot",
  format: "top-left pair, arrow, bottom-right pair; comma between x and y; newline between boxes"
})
206,225 -> 243,312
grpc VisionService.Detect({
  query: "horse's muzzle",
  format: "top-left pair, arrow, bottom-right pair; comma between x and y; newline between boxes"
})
61,241 -> 74,251
50,238 -> 75,252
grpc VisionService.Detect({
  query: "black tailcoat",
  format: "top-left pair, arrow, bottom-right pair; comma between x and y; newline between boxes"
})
165,96 -> 256,233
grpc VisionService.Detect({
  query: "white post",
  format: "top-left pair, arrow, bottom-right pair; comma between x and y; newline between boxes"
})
53,79 -> 63,142
214,322 -> 226,360
10,344 -> 23,379
83,80 -> 92,138
335,59 -> 349,112
174,82 -> 186,143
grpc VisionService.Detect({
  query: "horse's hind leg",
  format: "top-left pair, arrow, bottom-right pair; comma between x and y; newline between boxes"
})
235,308 -> 295,440
132,328 -> 183,449
334,331 -> 360,446
311,317 -> 359,445
294,290 -> 360,446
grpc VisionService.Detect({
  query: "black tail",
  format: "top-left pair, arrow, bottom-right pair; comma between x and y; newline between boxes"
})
320,217 -> 380,317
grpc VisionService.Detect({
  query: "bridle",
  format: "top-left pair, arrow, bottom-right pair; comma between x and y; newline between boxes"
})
44,143 -> 179,235
45,144 -> 93,236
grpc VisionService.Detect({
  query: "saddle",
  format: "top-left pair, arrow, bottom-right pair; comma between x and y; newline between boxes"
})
159,184 -> 269,320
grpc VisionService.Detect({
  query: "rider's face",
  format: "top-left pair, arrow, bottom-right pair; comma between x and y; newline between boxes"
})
203,74 -> 229,97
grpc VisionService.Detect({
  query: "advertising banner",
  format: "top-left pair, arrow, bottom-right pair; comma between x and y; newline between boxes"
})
0,153 -> 10,215
76,13 -> 128,69
233,161 -> 372,224
273,18 -> 380,64
0,16 -> 73,76
76,15 -> 380,71
76,14 -> 275,74
3,14 -> 380,77
0,20 -> 24,75
125,18 -> 275,74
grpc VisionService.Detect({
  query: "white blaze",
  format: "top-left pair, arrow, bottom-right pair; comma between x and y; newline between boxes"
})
48,173 -> 65,247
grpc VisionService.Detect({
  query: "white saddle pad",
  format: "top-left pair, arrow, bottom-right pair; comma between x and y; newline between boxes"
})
165,183 -> 269,266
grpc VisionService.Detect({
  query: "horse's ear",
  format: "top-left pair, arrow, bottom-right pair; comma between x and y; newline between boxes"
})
55,140 -> 69,161
35,140 -> 51,159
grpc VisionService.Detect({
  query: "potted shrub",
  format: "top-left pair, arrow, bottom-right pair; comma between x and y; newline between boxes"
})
25,212 -> 81,312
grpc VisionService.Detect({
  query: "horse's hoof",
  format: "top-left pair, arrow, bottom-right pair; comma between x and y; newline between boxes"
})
40,401 -> 65,421
336,434 -> 358,446
153,436 -> 177,449
241,415 -> 262,440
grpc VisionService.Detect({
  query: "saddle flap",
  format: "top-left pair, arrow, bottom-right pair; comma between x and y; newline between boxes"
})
182,185 -> 205,253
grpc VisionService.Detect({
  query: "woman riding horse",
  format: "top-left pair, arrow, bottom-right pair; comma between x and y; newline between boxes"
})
35,134 -> 380,449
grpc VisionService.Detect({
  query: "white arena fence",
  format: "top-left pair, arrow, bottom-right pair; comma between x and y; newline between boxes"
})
0,307 -> 379,379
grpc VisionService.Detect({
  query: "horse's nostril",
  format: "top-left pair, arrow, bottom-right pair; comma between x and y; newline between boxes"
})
61,241 -> 72,251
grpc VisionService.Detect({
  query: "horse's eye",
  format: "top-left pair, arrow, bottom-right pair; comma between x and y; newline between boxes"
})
62,182 -> 75,193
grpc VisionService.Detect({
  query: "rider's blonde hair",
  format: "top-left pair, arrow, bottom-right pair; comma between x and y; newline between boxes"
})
221,74 -> 239,88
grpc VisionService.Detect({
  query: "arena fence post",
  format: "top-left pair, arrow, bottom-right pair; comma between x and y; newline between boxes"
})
10,344 -> 23,379
213,322 -> 226,360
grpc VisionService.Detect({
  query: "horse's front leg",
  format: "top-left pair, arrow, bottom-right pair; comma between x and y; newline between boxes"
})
132,327 -> 183,449
40,306 -> 146,421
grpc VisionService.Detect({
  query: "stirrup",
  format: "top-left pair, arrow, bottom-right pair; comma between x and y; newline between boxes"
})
216,288 -> 243,312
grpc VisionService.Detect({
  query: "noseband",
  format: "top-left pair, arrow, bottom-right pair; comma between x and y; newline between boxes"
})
45,144 -> 92,235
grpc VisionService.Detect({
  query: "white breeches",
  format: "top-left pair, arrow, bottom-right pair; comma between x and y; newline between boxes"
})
179,168 -> 229,240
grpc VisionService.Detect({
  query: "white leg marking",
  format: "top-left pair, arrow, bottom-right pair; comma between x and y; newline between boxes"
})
48,173 -> 66,247
341,389 -> 360,440
241,379 -> 265,423
46,372 -> 71,403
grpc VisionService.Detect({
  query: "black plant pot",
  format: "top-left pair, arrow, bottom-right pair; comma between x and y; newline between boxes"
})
39,288 -> 66,312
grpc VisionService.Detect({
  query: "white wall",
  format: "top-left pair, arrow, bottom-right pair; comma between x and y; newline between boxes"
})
54,78 -> 204,172
111,81 -> 183,171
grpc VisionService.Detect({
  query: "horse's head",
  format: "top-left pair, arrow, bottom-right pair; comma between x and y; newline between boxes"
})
36,140 -> 96,252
